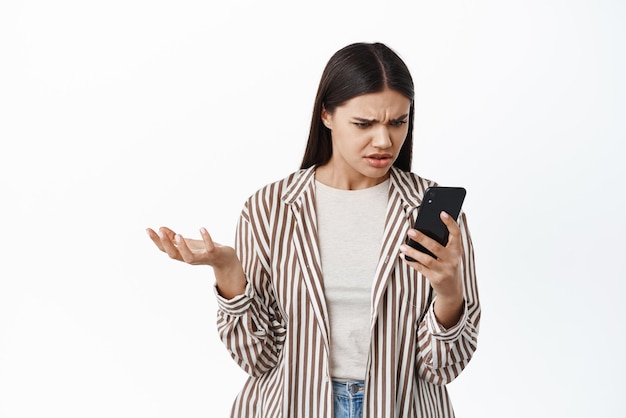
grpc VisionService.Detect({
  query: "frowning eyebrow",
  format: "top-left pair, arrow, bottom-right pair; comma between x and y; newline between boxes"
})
353,114 -> 409,123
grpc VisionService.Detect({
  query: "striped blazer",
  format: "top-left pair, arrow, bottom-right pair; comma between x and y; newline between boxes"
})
215,166 -> 480,417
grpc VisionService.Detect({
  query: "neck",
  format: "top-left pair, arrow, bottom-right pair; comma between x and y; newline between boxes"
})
315,165 -> 390,190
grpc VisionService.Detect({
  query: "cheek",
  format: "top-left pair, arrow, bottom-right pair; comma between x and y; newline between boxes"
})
334,126 -> 366,148
392,128 -> 409,146
330,129 -> 353,154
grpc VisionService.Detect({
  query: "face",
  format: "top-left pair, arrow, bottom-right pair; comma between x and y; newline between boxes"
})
320,88 -> 411,189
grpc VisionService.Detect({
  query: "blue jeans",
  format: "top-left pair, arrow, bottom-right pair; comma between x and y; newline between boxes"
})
332,380 -> 364,418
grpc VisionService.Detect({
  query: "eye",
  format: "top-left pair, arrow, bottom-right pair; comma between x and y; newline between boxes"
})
390,120 -> 408,127
353,122 -> 372,128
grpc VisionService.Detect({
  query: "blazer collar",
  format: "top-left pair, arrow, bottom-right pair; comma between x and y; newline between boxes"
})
281,165 -> 423,213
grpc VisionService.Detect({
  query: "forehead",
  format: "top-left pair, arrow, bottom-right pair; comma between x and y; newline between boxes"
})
337,89 -> 411,116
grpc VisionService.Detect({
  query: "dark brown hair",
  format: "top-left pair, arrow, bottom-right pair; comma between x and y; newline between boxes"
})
300,42 -> 415,171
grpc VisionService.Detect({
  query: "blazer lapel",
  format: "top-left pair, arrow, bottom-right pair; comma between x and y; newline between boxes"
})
370,168 -> 424,328
282,168 -> 331,350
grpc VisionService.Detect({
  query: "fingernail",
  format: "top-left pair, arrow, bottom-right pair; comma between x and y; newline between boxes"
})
200,227 -> 207,234
175,234 -> 182,243
441,211 -> 450,219
158,230 -> 164,239
408,230 -> 417,238
399,245 -> 408,253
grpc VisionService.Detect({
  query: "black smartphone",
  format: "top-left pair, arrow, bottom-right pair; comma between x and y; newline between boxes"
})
405,186 -> 466,261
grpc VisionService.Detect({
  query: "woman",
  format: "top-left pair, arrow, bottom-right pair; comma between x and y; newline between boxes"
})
147,42 -> 480,418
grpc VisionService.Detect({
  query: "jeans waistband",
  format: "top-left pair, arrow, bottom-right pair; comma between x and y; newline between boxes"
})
332,379 -> 365,396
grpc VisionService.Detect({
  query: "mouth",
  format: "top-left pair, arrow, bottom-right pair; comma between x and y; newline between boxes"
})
366,153 -> 393,160
365,154 -> 394,168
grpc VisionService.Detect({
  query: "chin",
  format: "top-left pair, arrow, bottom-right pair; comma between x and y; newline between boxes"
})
361,168 -> 391,181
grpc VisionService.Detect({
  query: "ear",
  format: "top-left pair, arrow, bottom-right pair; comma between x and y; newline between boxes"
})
321,105 -> 332,129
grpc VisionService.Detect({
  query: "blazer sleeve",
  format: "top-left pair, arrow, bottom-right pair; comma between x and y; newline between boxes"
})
214,200 -> 287,377
416,211 -> 481,385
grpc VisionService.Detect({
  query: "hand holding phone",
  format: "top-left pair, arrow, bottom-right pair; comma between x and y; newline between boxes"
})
405,187 -> 466,261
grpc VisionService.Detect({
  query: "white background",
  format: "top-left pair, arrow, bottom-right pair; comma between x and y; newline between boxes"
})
1,0 -> 625,417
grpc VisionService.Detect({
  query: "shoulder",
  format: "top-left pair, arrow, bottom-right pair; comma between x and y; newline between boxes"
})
249,169 -> 311,200
397,169 -> 437,187
242,168 -> 313,211
389,167 -> 438,200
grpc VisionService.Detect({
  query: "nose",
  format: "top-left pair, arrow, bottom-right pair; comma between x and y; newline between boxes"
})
372,126 -> 392,149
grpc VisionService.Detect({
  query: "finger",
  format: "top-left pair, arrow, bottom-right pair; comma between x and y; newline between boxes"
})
158,228 -> 182,261
146,228 -> 166,252
174,234 -> 199,263
399,246 -> 443,284
406,229 -> 444,260
400,242 -> 454,283
439,212 -> 463,257
440,211 -> 461,244
158,226 -> 177,241
200,227 -> 216,252
399,243 -> 438,268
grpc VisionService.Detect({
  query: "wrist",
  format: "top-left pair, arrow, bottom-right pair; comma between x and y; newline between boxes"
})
214,263 -> 246,300
433,295 -> 464,329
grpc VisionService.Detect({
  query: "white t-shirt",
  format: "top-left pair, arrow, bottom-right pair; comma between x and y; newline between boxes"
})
315,179 -> 389,380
